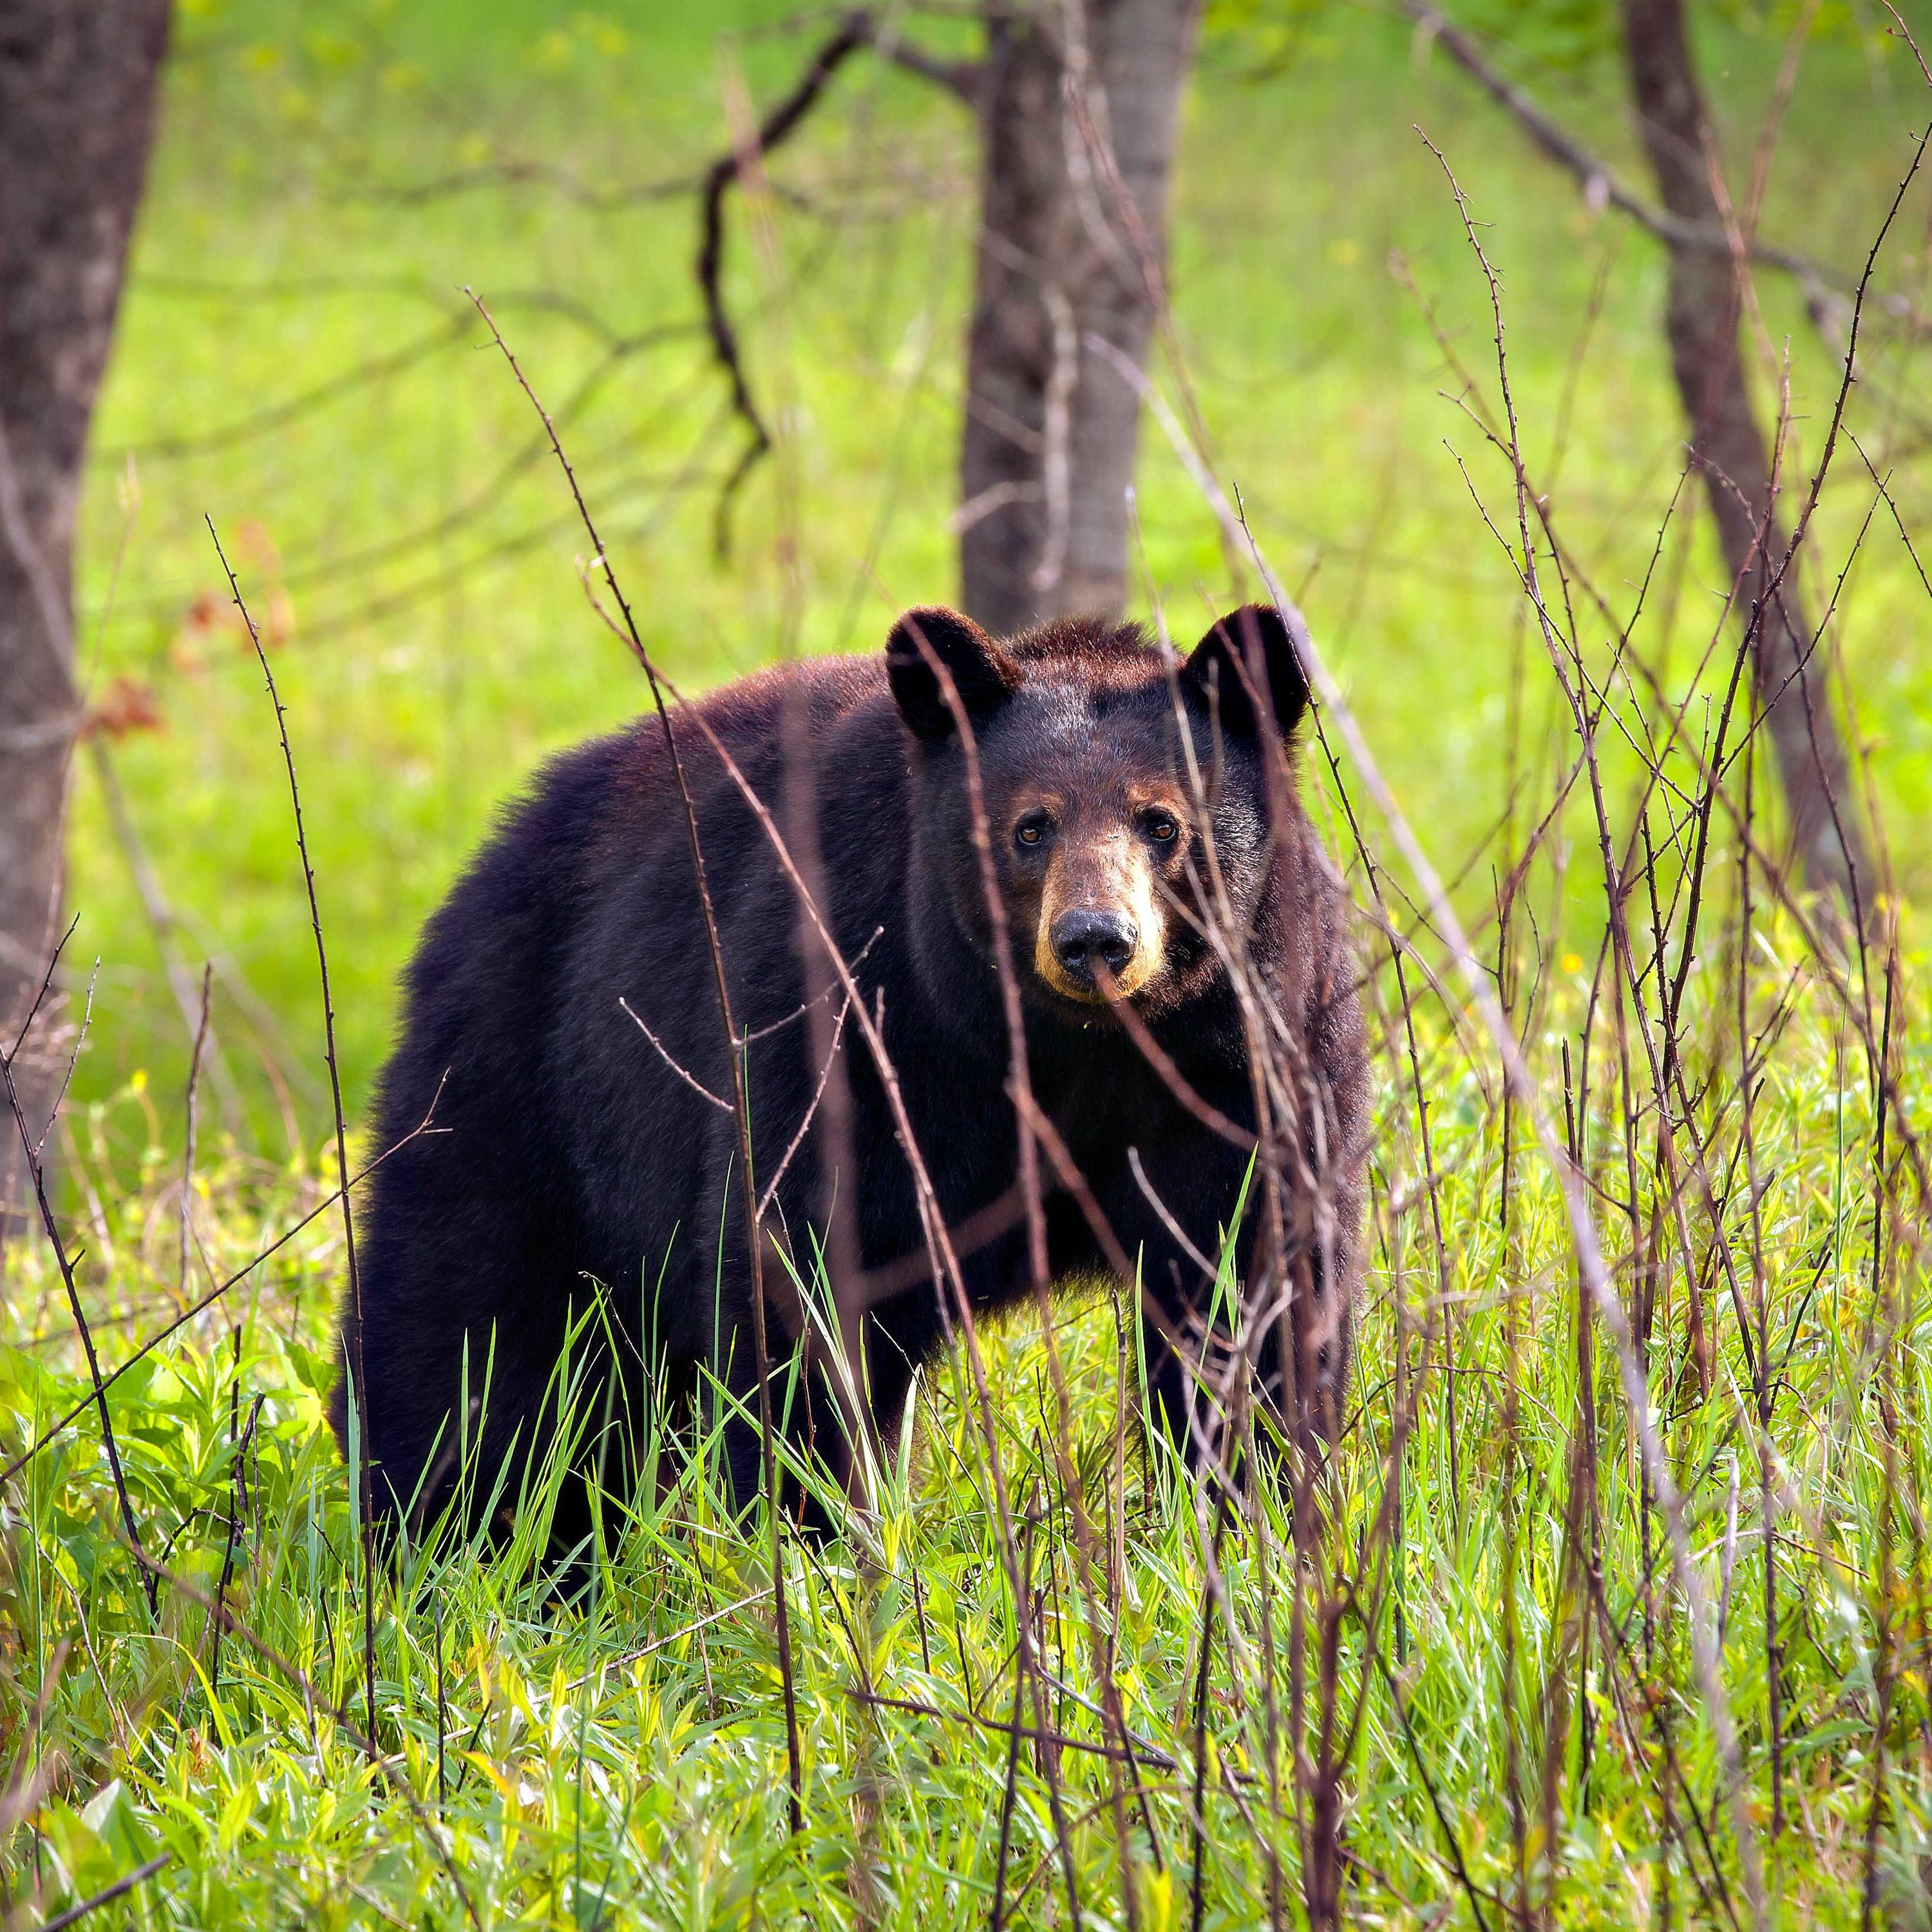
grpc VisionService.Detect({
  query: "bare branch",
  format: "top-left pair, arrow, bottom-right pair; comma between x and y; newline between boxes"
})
1407,0 -> 1914,327
758,988 -> 853,1220
0,924 -> 153,1614
211,516 -> 375,1740
698,10 -> 876,556
618,996 -> 732,1112
875,35 -> 980,104
36,1853 -> 172,1932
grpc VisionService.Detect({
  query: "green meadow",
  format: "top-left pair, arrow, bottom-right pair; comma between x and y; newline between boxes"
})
3,0 -> 1930,1924
68,0 -> 1929,1137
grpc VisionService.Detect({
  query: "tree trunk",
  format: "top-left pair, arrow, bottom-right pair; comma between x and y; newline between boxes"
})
0,0 -> 171,1208
960,0 -> 1201,634
1619,0 -> 1869,913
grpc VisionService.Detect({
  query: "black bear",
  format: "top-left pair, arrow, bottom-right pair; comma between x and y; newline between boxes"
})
334,603 -> 1368,1540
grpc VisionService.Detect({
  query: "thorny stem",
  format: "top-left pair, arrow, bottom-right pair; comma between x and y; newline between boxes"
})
213,518 -> 377,1745
0,935 -> 155,1618
462,297 -> 806,1833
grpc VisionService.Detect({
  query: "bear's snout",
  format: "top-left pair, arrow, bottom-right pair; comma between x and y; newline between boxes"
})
1050,907 -> 1137,984
1029,823 -> 1166,1004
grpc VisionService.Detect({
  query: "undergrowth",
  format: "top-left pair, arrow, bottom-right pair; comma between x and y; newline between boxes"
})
0,943 -> 1923,1927
7,5 -> 1929,1926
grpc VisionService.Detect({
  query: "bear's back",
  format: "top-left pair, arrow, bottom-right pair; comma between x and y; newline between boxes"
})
593,651 -> 890,839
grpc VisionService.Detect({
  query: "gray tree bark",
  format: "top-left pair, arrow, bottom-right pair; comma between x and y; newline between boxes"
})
959,0 -> 1202,634
0,0 -> 171,1207
1619,0 -> 1870,913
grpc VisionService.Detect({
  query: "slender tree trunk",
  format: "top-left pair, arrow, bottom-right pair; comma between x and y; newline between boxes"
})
1619,0 -> 1868,912
0,0 -> 169,1213
960,0 -> 1201,634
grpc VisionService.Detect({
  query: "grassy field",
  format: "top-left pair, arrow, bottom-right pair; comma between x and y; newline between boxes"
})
3,954 -> 1921,1926
62,0 -> 1932,1142
5,0 -> 1932,1924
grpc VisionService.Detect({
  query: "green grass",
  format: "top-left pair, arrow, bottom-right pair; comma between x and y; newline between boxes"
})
7,1 -> 1932,1924
1,950 -> 1923,1926
64,0 -> 1932,1154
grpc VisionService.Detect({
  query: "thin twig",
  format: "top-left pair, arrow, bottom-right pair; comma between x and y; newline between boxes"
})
618,997 -> 731,1112
757,989 -> 853,1219
36,1853 -> 172,1932
1406,0 -> 1896,317
179,963 -> 213,1298
0,1087 -> 445,1488
466,294 -> 806,1834
210,517 -> 375,1743
697,10 -> 876,554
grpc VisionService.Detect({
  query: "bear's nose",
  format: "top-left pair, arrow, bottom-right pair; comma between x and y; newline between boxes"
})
1050,907 -> 1137,984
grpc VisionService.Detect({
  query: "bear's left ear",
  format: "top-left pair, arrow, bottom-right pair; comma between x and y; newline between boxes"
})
887,607 -> 1022,742
1181,605 -> 1309,742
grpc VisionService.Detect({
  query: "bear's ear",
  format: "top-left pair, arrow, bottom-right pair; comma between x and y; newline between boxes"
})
886,607 -> 1021,743
1181,605 -> 1309,743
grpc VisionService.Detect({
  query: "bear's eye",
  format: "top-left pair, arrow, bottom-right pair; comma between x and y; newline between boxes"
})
1014,813 -> 1052,850
1144,811 -> 1180,845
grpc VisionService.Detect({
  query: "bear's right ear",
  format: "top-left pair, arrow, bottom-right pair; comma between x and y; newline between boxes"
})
886,607 -> 1022,743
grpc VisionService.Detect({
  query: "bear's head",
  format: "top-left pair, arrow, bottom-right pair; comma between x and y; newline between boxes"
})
887,603 -> 1309,1023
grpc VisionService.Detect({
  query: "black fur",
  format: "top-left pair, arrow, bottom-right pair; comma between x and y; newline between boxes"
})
334,605 -> 1368,1540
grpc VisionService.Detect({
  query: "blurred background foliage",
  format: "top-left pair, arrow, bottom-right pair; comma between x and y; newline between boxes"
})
70,0 -> 1929,1168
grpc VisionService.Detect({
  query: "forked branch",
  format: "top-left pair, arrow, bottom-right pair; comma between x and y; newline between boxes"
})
696,8 -> 978,555
1406,0 -> 1918,336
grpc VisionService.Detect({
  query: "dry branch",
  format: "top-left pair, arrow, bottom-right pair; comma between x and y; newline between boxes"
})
1407,1 -> 1848,292
35,1852 -> 172,1932
466,292 -> 806,1835
698,10 -> 902,555
213,518 -> 376,1740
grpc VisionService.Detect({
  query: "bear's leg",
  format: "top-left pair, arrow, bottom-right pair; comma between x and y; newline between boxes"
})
353,1270 -> 613,1555
450,1336 -> 574,1542
1099,1130 -> 1303,1483
354,1318 -> 554,1544
861,1293 -> 947,1467
1249,1248 -> 1349,1452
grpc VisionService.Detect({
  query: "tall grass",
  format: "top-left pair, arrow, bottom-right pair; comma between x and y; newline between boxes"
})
0,947 -> 1920,1926
4,2 -> 1930,1926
